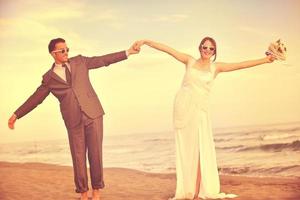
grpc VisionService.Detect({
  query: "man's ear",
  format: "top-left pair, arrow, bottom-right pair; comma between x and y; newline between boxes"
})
50,52 -> 55,58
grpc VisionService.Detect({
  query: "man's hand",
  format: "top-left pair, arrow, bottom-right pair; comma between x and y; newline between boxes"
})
126,41 -> 141,56
8,114 -> 17,130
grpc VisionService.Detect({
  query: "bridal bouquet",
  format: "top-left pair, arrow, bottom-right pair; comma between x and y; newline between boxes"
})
265,39 -> 287,60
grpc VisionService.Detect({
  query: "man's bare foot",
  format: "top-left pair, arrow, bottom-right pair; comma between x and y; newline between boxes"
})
92,189 -> 100,200
80,191 -> 88,200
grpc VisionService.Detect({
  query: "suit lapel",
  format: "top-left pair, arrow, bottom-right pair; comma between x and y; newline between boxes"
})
50,70 -> 68,85
69,59 -> 75,84
43,63 -> 70,88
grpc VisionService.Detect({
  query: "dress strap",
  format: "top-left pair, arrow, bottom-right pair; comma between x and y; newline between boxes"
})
186,57 -> 197,69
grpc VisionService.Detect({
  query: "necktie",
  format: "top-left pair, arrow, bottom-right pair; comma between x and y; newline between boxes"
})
62,63 -> 72,85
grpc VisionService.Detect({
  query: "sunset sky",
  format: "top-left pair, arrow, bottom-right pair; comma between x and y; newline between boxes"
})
1,0 -> 299,143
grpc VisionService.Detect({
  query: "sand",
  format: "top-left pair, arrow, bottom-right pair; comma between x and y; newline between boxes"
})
0,161 -> 299,200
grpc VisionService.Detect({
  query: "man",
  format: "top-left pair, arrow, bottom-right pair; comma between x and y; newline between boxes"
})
8,38 -> 140,200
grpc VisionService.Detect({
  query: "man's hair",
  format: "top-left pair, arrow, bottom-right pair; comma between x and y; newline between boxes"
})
48,38 -> 66,53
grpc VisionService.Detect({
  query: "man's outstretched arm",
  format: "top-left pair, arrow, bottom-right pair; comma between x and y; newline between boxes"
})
83,41 -> 140,69
8,83 -> 50,129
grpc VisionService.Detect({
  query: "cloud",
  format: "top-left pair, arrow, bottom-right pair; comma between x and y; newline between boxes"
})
0,0 -> 86,44
238,26 -> 277,38
0,18 -> 62,39
0,0 -> 85,19
0,2 -> 123,56
138,14 -> 189,23
0,18 -> 97,58
82,8 -> 126,30
154,14 -> 189,22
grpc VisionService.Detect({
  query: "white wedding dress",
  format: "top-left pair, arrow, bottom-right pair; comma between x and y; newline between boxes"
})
172,58 -> 237,199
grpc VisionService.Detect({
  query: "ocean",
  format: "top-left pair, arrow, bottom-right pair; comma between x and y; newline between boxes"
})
1,122 -> 300,177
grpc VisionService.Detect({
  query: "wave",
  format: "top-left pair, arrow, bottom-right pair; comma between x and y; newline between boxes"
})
216,140 -> 300,152
215,126 -> 300,138
216,145 -> 245,151
219,165 -> 300,176
143,138 -> 171,143
259,133 -> 298,141
219,167 -> 251,174
237,140 -> 300,152
214,138 -> 233,142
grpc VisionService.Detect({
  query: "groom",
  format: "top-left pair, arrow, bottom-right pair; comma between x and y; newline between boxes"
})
8,38 -> 140,200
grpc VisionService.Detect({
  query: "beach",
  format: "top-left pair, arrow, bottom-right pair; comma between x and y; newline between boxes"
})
0,161 -> 299,200
1,123 -> 300,200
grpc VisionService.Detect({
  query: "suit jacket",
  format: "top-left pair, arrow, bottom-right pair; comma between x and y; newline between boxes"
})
14,51 -> 127,129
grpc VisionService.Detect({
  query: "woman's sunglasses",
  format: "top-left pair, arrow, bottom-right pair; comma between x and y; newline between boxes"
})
201,45 -> 215,51
52,48 -> 70,54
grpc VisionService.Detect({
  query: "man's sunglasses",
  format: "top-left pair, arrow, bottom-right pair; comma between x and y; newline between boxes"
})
201,46 -> 215,51
52,48 -> 70,54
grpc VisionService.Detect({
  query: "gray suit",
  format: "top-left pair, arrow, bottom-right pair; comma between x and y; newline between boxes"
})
14,51 -> 127,193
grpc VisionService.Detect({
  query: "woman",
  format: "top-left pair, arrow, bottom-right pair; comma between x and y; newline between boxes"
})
137,37 -> 276,199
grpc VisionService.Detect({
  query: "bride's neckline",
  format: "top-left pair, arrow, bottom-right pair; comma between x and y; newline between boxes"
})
189,60 -> 212,73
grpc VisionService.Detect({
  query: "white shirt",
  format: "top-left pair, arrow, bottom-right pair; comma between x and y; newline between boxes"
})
53,62 -> 71,82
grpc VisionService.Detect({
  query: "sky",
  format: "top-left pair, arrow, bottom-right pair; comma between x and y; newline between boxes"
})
1,0 -> 300,143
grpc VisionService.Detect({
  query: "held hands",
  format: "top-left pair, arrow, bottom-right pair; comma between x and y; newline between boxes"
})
127,41 -> 143,56
8,114 -> 17,130
127,40 -> 148,56
136,40 -> 147,49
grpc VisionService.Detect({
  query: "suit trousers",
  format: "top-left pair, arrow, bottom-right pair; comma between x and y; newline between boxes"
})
67,112 -> 104,193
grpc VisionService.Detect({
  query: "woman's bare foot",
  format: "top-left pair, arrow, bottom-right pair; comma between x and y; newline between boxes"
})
92,189 -> 100,200
80,191 -> 89,200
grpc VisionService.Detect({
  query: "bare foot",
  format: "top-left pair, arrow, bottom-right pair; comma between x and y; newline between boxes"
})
80,191 -> 88,200
92,189 -> 100,200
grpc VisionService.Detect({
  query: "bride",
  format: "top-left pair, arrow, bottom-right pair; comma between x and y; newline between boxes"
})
137,37 -> 276,199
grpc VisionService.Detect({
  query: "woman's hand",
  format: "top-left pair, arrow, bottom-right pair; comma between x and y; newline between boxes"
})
266,54 -> 277,63
136,40 -> 147,49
